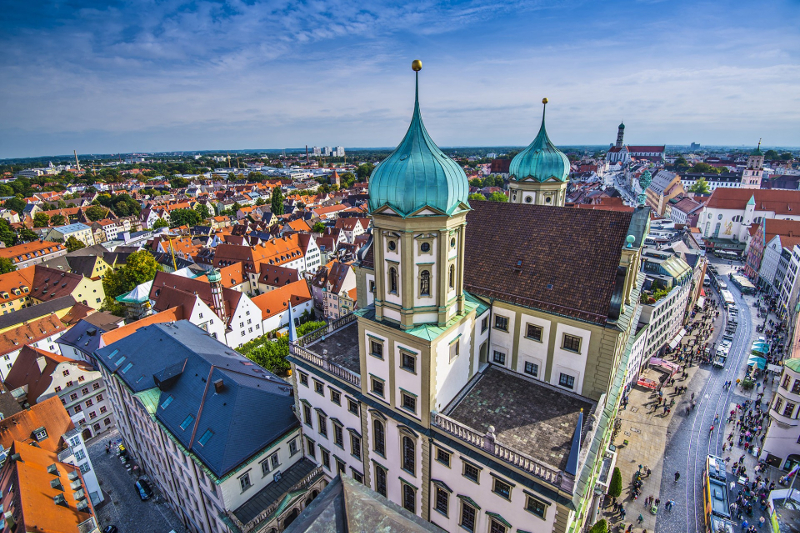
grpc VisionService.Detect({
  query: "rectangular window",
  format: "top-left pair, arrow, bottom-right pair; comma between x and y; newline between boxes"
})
401,392 -> 416,414
352,469 -> 363,484
492,351 -> 506,365
289,439 -> 298,456
370,340 -> 383,359
321,448 -> 331,470
436,448 -> 451,467
449,340 -> 459,363
562,333 -> 582,353
526,495 -> 547,518
347,398 -> 359,415
785,402 -> 796,417
490,519 -> 507,533
270,453 -> 279,470
494,315 -> 509,331
559,373 -> 575,390
524,361 -> 539,377
330,389 -> 341,405
481,316 -> 488,333
180,415 -> 194,430
239,473 -> 251,492
306,437 -> 316,460
375,465 -> 387,497
463,462 -> 480,482
351,434 -> 362,460
493,478 -> 511,499
792,380 -> 800,395
526,323 -> 543,341
460,502 -> 476,532
336,458 -> 346,475
299,372 -> 308,387
313,380 -> 324,395
334,423 -> 344,448
784,375 -> 792,389
402,483 -> 415,513
318,413 -> 328,438
435,487 -> 449,516
370,377 -> 385,398
401,351 -> 416,373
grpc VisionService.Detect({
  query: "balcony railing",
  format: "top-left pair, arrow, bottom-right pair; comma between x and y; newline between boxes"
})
290,313 -> 360,387
289,344 -> 360,387
432,412 -> 568,490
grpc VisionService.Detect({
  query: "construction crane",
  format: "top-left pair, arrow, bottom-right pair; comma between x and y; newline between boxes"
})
167,237 -> 178,272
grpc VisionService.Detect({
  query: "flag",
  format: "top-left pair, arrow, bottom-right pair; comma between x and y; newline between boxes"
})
788,463 -> 800,477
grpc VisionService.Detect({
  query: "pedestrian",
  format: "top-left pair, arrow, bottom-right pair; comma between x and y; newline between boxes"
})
620,507 -> 626,520
742,519 -> 749,530
675,471 -> 681,482
646,467 -> 651,477
638,514 -> 644,524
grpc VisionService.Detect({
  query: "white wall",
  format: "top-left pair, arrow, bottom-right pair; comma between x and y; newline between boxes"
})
549,323 -> 591,393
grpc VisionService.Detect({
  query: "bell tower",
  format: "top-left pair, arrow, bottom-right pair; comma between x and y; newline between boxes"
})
742,139 -> 765,189
367,60 -> 470,330
616,122 -> 625,149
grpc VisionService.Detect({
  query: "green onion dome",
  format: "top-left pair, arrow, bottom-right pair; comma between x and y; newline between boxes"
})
509,100 -> 570,183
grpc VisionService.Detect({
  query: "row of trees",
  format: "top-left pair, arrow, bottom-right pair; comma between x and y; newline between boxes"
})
469,191 -> 508,202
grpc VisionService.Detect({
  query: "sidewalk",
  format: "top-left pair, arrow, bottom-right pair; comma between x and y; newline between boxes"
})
600,301 -> 721,532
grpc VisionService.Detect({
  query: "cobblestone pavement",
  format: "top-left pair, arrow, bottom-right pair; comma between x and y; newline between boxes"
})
88,429 -> 186,533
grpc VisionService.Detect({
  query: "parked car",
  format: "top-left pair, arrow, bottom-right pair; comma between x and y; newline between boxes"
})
135,479 -> 153,501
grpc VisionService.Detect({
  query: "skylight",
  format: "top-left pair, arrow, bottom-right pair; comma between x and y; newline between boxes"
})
180,415 -> 195,430
121,363 -> 133,374
160,395 -> 174,410
198,429 -> 214,446
115,355 -> 126,366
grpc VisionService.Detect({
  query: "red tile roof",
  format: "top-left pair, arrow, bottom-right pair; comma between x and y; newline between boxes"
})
4,346 -> 88,405
0,241 -> 65,264
251,279 -> 312,320
101,306 -> 184,345
0,396 -> 74,453
0,314 -> 67,357
707,188 -> 800,214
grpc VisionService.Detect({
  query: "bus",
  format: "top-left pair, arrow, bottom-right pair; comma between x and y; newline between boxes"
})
714,250 -> 740,261
720,289 -> 735,308
703,455 -> 734,533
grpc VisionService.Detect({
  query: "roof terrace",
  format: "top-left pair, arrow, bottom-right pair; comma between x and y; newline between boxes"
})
289,314 -> 361,387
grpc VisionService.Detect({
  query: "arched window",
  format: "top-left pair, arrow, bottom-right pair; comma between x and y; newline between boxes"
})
373,419 -> 385,456
449,264 -> 455,289
389,267 -> 397,294
402,483 -> 415,513
420,270 -> 430,296
402,436 -> 415,474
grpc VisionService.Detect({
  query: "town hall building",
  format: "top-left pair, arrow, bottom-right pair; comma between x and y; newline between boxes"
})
288,61 -> 650,533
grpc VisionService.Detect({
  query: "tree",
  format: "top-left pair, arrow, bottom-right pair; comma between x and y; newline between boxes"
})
0,257 -> 16,275
168,208 -> 201,228
33,213 -> 50,228
689,177 -> 711,194
588,519 -> 608,533
196,203 -> 211,220
102,250 -> 162,301
4,197 -> 26,215
255,197 -> 265,206
65,236 -> 86,252
152,218 -> 169,229
673,156 -> 690,171
689,162 -> 721,175
781,152 -> 794,161
0,219 -> 16,247
312,222 -> 326,233
85,205 -> 107,221
609,467 -> 623,499
469,193 -> 486,201
50,214 -> 66,226
469,178 -> 483,188
18,228 -> 37,242
765,149 -> 779,160
339,172 -> 356,189
487,191 -> 508,202
271,187 -> 285,216
170,176 -> 189,189
356,163 -> 374,179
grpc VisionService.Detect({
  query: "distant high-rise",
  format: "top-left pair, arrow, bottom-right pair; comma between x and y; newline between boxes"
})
335,146 -> 345,157
690,142 -> 701,150
312,146 -> 321,156
323,146 -> 332,157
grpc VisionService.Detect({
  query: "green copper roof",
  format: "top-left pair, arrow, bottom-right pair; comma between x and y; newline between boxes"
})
785,358 -> 800,373
751,146 -> 764,156
619,122 -> 625,129
509,102 -> 570,183
747,195 -> 756,206
639,170 -> 652,190
368,73 -> 469,217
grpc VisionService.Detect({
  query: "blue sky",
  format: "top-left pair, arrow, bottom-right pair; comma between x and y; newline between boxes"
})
1,0 -> 799,158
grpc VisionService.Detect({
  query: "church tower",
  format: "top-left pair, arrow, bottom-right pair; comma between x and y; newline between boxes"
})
742,140 -> 765,189
368,61 -> 471,330
508,99 -> 570,207
616,122 -> 625,149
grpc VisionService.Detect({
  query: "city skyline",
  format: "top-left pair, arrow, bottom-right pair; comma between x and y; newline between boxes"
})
1,0 -> 799,159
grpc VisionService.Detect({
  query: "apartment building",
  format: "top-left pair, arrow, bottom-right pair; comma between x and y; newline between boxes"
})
0,240 -> 66,269
95,321 -> 325,533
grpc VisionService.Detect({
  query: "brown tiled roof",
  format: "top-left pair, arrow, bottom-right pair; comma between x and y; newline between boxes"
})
464,202 -> 631,324
707,188 -> 800,214
150,271 -> 242,323
1,441 -> 95,532
0,241 -> 65,264
0,396 -> 74,453
0,266 -> 34,306
4,346 -> 89,405
763,219 -> 800,241
0,314 -> 67,357
30,266 -> 84,302
258,264 -> 301,288
251,279 -> 312,320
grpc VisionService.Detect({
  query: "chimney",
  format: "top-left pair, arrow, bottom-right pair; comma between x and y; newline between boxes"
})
36,356 -> 47,373
214,379 -> 224,393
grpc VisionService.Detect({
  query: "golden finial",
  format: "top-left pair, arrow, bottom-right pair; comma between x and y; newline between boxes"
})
412,59 -> 422,72
758,138 -> 762,150
542,97 -> 548,105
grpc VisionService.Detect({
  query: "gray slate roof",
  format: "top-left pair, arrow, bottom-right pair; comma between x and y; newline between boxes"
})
0,295 -> 76,331
94,321 -> 299,478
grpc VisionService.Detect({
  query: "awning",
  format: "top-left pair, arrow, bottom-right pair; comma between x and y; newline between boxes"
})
700,288 -> 707,297
768,364 -> 783,373
747,355 -> 766,370
696,296 -> 706,308
668,328 -> 687,349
